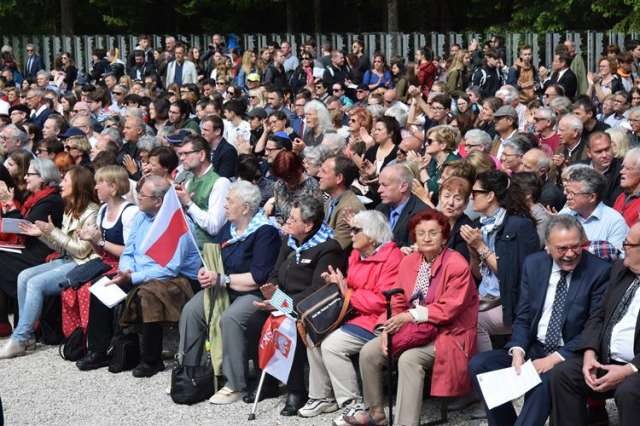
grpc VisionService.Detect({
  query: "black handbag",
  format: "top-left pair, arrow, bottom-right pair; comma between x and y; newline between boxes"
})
60,258 -> 112,290
58,326 -> 86,361
170,288 -> 216,405
295,282 -> 352,347
107,332 -> 140,373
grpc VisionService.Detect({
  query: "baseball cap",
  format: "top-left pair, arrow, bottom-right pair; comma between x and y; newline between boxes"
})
247,107 -> 267,120
60,127 -> 85,139
247,73 -> 261,83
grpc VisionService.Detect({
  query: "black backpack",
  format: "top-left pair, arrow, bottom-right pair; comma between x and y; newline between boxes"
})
108,332 -> 140,373
59,326 -> 86,361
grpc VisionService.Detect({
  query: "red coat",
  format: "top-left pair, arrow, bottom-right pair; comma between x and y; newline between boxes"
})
392,248 -> 478,397
345,242 -> 403,332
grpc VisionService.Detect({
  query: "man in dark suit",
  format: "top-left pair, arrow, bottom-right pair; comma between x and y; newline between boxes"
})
25,88 -> 52,131
548,52 -> 578,100
23,44 -> 44,79
550,222 -> 640,426
375,163 -> 429,247
470,215 -> 611,426
201,115 -> 237,179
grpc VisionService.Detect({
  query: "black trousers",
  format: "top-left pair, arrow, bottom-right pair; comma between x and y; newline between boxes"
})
550,356 -> 640,426
86,282 -> 133,354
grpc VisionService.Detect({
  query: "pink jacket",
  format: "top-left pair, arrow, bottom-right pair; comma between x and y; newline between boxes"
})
345,242 -> 403,332
392,249 -> 479,397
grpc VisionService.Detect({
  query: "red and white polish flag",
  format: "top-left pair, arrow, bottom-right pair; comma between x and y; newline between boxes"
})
258,313 -> 297,383
141,185 -> 190,267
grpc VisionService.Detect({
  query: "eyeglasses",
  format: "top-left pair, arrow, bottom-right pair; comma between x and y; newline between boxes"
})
332,88 -> 342,92
415,230 -> 442,239
623,239 -> 640,249
25,171 -> 40,176
137,192 -> 158,199
216,81 -> 226,86
431,106 -> 446,111
302,57 -> 311,60
553,244 -> 582,254
565,190 -> 593,198
64,145 -> 80,151
177,150 -> 200,157
349,226 -> 363,235
226,91 -> 234,96
471,189 -> 490,197
112,91 -> 124,96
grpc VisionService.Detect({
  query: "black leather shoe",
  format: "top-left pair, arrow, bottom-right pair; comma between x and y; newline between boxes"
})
242,384 -> 280,403
131,361 -> 165,378
280,392 -> 307,416
76,351 -> 109,371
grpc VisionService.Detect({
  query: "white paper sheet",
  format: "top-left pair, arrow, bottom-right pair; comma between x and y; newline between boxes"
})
476,359 -> 542,409
89,276 -> 127,308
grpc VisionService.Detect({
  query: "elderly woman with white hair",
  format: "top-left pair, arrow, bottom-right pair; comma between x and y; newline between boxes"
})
175,181 -> 281,404
303,100 -> 334,147
303,144 -> 332,178
297,210 -> 403,422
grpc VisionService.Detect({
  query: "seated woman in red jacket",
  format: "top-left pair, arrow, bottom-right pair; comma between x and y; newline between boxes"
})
297,210 -> 403,422
344,209 -> 478,426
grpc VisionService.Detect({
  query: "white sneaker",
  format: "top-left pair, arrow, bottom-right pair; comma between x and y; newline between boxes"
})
297,398 -> 339,417
0,338 -> 26,359
333,400 -> 367,426
209,386 -> 242,404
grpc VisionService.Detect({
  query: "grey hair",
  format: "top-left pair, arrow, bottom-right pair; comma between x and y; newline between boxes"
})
126,113 -> 146,131
503,134 -> 532,156
567,165 -> 606,202
352,210 -> 394,246
293,195 -> 325,227
537,107 -> 557,126
304,100 -> 334,134
545,214 -> 587,243
137,135 -> 160,153
36,70 -> 50,80
5,124 -> 28,147
464,129 -> 492,151
384,105 -> 408,128
145,175 -> 171,199
229,180 -> 262,216
560,113 -> 583,133
31,158 -> 61,187
628,107 -> 640,118
321,133 -> 347,156
550,97 -> 573,116
367,104 -> 385,119
385,163 -> 414,188
496,85 -> 519,104
624,147 -> 640,170
303,144 -> 332,168
561,163 -> 591,182
525,148 -> 551,170
114,84 -> 128,95
100,127 -> 122,146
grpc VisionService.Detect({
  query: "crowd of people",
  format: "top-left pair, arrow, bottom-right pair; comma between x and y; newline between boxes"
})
0,32 -> 640,425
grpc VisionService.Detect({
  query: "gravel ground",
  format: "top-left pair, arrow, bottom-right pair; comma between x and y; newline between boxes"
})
0,336 -> 621,426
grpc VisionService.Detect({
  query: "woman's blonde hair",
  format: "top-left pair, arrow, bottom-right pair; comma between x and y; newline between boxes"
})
427,125 -> 458,152
95,165 -> 130,196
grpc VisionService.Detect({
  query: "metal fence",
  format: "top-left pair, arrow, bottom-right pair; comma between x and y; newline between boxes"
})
2,31 -> 640,75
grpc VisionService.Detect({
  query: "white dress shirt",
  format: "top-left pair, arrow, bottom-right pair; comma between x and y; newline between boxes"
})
537,263 -> 573,346
610,285 -> 640,363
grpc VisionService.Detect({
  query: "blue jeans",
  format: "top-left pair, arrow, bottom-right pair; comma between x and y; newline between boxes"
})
13,258 -> 77,343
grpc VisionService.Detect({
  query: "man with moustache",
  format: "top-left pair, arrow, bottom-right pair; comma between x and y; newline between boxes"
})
469,215 -> 611,426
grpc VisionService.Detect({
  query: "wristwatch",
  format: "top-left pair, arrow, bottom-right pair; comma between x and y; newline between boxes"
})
222,274 -> 231,289
98,239 -> 106,248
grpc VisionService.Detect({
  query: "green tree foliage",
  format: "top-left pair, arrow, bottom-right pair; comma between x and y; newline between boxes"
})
0,0 -> 639,34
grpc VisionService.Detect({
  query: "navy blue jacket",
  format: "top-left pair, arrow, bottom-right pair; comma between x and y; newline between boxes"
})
210,138 -> 238,179
215,222 -> 281,296
506,251 -> 610,359
488,214 -> 540,327
29,107 -> 52,130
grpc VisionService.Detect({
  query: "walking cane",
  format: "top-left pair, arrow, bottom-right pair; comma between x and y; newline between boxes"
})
248,369 -> 266,421
383,288 -> 404,426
